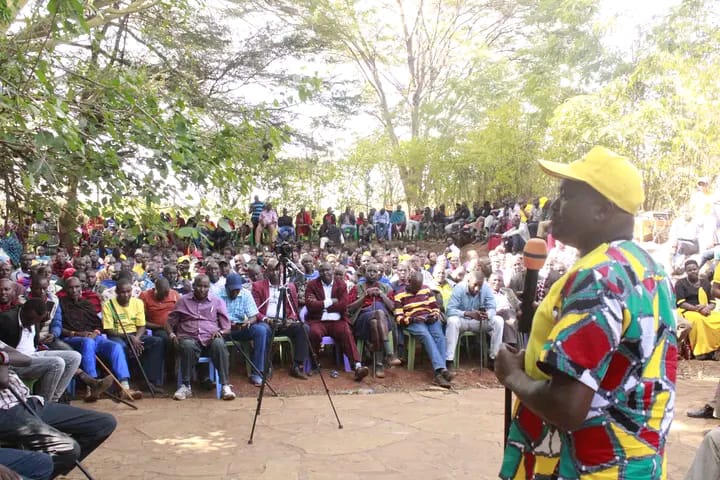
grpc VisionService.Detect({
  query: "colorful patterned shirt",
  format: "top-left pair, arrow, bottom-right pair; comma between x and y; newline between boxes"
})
501,240 -> 677,479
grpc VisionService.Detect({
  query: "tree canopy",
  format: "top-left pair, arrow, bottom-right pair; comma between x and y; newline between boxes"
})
1,0 -> 715,246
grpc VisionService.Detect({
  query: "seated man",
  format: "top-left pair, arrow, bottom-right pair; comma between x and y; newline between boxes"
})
0,447 -> 53,480
407,209 -> 422,240
139,278 -> 180,341
348,262 -> 401,378
0,341 -> 116,479
277,208 -> 296,241
0,299 -> 81,403
305,262 -> 368,380
445,271 -> 504,369
394,270 -> 454,388
251,259 -> 310,380
102,278 -> 165,394
339,207 -> 356,241
221,273 -> 273,386
501,215 -> 530,254
0,263 -> 24,306
166,275 -> 236,401
488,271 -> 520,346
295,206 -> 312,240
390,205 -> 407,239
373,208 -> 390,241
319,218 -> 344,250
61,277 -> 139,400
677,259 -> 720,359
0,278 -> 21,313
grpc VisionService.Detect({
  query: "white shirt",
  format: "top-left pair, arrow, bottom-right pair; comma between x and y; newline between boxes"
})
321,282 -> 340,321
17,323 -> 35,356
266,285 -> 281,319
209,277 -> 226,299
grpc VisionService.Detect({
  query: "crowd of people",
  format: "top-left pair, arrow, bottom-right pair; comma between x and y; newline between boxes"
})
0,197 -> 583,478
11,145 -> 720,478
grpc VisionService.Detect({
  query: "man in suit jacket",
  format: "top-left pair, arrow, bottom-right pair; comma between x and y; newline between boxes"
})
306,262 -> 368,381
251,258 -> 309,380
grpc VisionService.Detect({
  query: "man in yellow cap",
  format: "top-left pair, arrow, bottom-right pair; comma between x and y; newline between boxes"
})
494,146 -> 677,479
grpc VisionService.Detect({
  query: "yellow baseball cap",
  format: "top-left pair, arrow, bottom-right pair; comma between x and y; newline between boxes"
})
537,146 -> 645,215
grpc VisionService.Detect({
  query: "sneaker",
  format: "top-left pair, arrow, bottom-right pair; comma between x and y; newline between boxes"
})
433,373 -> 452,389
221,384 -> 236,401
687,404 -> 715,419
441,369 -> 456,382
354,365 -> 369,381
173,384 -> 192,401
375,365 -> 385,378
289,365 -> 309,380
249,375 -> 263,387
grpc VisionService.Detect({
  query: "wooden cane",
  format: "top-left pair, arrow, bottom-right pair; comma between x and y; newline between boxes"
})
95,355 -> 139,404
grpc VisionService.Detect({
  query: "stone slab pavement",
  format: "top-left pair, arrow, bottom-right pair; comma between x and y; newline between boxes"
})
60,377 -> 720,479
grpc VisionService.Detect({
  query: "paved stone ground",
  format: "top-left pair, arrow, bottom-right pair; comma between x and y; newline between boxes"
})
58,375 -> 720,480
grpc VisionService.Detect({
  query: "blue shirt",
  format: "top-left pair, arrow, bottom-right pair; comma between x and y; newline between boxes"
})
390,210 -> 406,224
220,289 -> 259,324
446,281 -> 496,320
250,201 -> 264,221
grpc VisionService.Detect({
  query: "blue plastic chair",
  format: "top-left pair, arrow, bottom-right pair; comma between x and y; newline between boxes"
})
177,356 -> 221,399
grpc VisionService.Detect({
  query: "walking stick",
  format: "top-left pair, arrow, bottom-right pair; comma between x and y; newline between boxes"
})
7,385 -> 96,480
107,301 -> 156,397
94,355 -> 139,410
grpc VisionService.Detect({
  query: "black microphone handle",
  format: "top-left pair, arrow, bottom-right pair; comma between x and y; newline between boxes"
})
519,269 -> 540,334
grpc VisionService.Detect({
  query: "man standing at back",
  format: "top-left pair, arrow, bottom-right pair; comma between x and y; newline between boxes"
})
495,147 -> 677,479
249,195 -> 264,245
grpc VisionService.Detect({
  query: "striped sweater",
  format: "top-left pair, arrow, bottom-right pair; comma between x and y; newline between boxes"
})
393,286 -> 440,325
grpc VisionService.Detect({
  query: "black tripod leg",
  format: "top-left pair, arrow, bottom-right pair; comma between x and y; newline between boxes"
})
301,323 -> 343,429
230,340 -> 278,397
248,328 -> 276,444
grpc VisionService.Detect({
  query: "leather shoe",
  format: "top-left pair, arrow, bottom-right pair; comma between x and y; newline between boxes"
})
354,365 -> 369,381
687,404 -> 715,419
290,365 -> 308,380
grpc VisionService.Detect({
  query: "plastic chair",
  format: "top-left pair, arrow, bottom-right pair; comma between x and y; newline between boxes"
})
403,330 -> 420,371
273,336 -> 294,368
304,336 -> 352,373
453,331 -> 487,369
177,356 -> 221,399
226,340 -> 252,377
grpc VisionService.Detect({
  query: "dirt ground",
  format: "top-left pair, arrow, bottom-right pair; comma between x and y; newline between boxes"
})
52,357 -> 720,480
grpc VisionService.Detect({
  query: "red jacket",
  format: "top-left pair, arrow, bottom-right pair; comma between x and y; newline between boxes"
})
304,277 -> 349,323
251,280 -> 299,321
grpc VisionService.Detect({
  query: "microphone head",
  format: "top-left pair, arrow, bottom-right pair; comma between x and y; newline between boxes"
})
523,238 -> 548,270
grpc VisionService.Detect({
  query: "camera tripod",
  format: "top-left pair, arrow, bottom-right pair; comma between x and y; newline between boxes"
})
248,255 -> 343,444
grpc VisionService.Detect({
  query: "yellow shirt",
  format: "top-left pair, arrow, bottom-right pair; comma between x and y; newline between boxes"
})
102,298 -> 145,334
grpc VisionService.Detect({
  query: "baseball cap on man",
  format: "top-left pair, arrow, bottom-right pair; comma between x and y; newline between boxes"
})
225,273 -> 244,291
537,146 -> 645,215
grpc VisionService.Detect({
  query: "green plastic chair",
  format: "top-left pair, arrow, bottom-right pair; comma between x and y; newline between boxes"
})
453,331 -> 487,369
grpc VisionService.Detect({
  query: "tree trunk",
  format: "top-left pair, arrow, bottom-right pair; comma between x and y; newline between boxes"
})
58,175 -> 79,248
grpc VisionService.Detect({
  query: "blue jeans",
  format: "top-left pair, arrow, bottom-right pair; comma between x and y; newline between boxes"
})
227,322 -> 272,380
107,335 -> 165,385
64,336 -> 131,381
0,448 -> 53,480
405,320 -> 446,371
278,226 -> 295,241
375,223 -> 389,240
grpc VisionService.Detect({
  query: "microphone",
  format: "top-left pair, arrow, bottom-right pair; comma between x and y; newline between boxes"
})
504,237 -> 548,448
519,238 -> 548,334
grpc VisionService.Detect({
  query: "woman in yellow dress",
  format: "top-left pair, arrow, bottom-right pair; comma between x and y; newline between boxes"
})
676,259 -> 720,358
